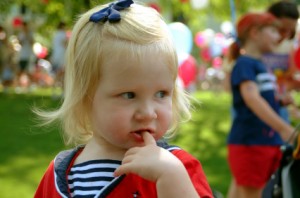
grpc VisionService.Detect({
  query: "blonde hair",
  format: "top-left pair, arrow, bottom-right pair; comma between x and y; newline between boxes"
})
35,2 -> 191,145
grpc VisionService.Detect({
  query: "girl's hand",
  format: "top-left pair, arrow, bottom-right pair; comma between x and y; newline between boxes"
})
279,93 -> 294,106
280,128 -> 295,144
114,132 -> 184,182
114,132 -> 200,197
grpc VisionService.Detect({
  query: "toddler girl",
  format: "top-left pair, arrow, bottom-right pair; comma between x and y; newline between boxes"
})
34,1 -> 213,197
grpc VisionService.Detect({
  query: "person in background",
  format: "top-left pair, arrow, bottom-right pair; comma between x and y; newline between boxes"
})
34,0 -> 213,197
263,0 -> 300,122
50,21 -> 67,98
17,21 -> 34,90
226,12 -> 295,198
0,25 -> 8,81
223,1 -> 300,122
0,25 -> 16,92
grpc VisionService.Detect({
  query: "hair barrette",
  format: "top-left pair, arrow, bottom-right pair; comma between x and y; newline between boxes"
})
89,0 -> 134,23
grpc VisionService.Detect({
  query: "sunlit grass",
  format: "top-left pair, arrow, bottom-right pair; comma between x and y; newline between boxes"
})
170,91 -> 231,194
0,91 -> 65,198
0,89 -> 299,197
0,90 -> 232,197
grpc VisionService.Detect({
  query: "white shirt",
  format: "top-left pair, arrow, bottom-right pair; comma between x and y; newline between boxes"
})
51,29 -> 67,67
18,31 -> 34,60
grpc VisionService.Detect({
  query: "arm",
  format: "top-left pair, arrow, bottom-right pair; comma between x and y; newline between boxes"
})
240,80 -> 294,142
223,71 -> 232,93
156,159 -> 200,198
114,132 -> 200,198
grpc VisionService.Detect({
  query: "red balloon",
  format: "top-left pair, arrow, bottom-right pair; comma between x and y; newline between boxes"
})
212,57 -> 222,69
12,17 -> 23,28
200,47 -> 211,62
294,47 -> 300,70
37,47 -> 48,59
148,3 -> 161,13
178,55 -> 197,88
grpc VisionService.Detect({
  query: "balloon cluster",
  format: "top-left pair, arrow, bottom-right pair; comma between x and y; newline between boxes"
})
195,29 -> 231,68
167,22 -> 233,90
168,22 -> 197,89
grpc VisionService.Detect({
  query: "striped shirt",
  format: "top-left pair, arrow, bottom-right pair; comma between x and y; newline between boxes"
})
229,55 -> 283,146
68,159 -> 121,198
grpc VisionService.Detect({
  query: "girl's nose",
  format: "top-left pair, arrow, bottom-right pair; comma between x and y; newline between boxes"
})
134,102 -> 157,121
275,31 -> 281,42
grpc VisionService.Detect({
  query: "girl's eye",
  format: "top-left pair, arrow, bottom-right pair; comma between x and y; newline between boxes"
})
121,92 -> 135,99
156,91 -> 167,98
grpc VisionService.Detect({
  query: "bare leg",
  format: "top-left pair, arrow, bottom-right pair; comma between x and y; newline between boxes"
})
238,185 -> 262,198
227,178 -> 238,198
227,178 -> 262,198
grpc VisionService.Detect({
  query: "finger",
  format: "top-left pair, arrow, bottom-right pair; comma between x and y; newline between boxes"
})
121,154 -> 135,165
114,164 -> 132,177
124,147 -> 139,156
142,131 -> 156,145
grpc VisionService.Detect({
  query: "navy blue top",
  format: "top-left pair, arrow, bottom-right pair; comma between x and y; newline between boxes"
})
228,55 -> 283,146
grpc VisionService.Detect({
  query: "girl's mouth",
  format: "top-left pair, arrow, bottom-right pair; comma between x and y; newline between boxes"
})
130,130 -> 153,142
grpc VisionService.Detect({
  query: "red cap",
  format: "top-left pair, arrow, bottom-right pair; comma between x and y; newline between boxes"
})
237,12 -> 279,39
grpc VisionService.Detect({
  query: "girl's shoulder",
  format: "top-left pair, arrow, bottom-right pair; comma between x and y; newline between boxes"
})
234,55 -> 264,70
236,55 -> 261,64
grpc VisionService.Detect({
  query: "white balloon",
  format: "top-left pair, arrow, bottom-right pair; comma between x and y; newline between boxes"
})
221,21 -> 234,35
191,0 -> 209,10
168,22 -> 193,55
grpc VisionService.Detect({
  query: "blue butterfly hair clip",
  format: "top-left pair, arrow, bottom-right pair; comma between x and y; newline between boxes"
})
89,0 -> 134,23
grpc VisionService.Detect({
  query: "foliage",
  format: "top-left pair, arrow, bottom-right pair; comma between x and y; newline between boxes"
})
160,0 -> 279,32
5,0 -> 283,39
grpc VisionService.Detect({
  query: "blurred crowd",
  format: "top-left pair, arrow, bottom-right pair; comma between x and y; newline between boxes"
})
0,20 -> 68,98
0,6 -> 300,106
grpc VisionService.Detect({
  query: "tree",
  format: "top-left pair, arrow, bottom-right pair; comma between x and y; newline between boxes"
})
3,0 -> 287,50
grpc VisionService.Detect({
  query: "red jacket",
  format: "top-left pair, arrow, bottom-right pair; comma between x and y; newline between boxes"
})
34,144 -> 213,198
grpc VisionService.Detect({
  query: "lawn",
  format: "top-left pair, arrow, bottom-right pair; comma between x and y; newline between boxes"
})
0,89 -> 298,198
0,90 -> 66,198
170,91 -> 231,195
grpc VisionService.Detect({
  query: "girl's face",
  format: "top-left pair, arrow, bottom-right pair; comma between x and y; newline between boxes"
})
257,26 -> 281,53
90,50 -> 174,151
277,17 -> 298,42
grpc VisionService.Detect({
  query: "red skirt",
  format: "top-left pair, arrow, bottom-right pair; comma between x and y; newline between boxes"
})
228,144 -> 282,188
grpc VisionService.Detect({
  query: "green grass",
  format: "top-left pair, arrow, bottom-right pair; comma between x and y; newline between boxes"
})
0,89 -> 298,197
0,90 -> 231,197
0,90 -> 66,198
170,91 -> 231,195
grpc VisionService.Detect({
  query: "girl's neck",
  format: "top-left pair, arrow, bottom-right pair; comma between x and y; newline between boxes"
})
242,42 -> 262,59
74,138 -> 126,165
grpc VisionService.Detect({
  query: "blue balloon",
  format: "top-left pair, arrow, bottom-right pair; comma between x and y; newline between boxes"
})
168,22 -> 193,55
209,40 -> 223,57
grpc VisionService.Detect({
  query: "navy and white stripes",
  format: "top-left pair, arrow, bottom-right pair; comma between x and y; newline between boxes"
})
68,159 -> 121,198
256,73 -> 277,92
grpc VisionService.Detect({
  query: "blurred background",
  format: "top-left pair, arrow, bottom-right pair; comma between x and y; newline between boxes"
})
0,0 -> 300,198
